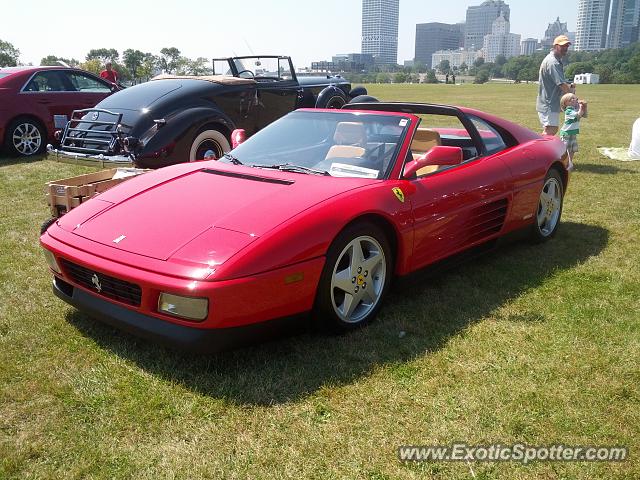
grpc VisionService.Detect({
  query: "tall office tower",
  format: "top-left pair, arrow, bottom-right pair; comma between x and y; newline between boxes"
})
361,0 -> 400,64
464,0 -> 510,50
414,22 -> 464,68
607,0 -> 640,48
575,0 -> 612,51
483,14 -> 521,62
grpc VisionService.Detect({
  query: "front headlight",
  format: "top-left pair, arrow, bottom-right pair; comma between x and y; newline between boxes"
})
42,248 -> 61,274
158,293 -> 208,321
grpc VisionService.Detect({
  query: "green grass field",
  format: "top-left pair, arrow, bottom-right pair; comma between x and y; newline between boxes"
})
1,84 -> 639,479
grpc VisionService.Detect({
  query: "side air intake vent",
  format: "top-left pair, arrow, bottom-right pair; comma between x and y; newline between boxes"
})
463,198 -> 508,245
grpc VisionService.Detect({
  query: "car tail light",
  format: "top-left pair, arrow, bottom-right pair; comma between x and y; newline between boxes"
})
123,136 -> 139,152
231,129 -> 247,148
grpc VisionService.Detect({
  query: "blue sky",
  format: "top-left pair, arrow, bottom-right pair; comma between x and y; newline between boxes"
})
4,0 -> 578,67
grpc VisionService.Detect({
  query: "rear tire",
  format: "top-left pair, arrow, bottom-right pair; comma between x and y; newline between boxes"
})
315,86 -> 348,109
5,117 -> 46,156
189,128 -> 230,161
530,168 -> 564,242
315,222 -> 392,332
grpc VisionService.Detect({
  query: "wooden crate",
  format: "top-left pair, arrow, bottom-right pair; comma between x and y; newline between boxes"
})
45,168 -> 144,217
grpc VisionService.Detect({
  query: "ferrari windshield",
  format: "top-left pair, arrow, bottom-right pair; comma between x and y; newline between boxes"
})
222,110 -> 412,179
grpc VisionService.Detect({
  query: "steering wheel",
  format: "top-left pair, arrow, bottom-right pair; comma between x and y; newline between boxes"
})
237,70 -> 255,78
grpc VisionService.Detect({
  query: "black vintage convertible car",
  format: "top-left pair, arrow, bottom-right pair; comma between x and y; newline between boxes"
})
48,55 -> 366,168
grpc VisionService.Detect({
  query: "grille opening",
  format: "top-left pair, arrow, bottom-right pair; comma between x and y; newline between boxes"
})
60,259 -> 142,307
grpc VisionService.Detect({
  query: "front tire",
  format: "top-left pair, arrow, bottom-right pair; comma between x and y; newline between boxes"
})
189,128 -> 230,161
315,222 -> 392,331
531,168 -> 564,242
5,117 -> 46,156
40,217 -> 57,235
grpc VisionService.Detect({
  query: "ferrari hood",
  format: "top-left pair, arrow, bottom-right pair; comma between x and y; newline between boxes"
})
64,165 -> 374,262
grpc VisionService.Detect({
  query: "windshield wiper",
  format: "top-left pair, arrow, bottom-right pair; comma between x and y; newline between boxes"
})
257,163 -> 329,176
223,153 -> 243,165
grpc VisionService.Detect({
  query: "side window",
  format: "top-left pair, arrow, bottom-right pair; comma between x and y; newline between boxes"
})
410,113 -> 477,176
24,71 -> 67,92
213,59 -> 232,76
66,72 -> 111,92
278,58 -> 293,80
469,115 -> 507,155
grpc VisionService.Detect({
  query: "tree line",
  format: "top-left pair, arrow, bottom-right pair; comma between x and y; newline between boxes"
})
1,38 -> 639,84
0,41 -> 212,82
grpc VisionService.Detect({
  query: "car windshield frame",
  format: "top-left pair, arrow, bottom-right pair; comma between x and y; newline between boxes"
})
220,109 -> 414,180
212,55 -> 297,82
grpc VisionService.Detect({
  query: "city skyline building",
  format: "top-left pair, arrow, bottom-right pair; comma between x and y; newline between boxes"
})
607,0 -> 640,48
464,0 -> 511,50
575,0 -> 612,51
361,0 -> 400,64
482,14 -> 521,62
311,53 -> 374,72
521,37 -> 538,55
541,16 -> 570,49
414,22 -> 464,68
432,49 -> 480,70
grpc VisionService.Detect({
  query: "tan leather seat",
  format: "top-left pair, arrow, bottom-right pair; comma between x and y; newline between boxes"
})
411,128 -> 442,176
326,121 -> 366,160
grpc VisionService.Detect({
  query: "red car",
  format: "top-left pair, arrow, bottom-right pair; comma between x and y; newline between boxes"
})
0,66 -> 117,156
40,103 -> 569,351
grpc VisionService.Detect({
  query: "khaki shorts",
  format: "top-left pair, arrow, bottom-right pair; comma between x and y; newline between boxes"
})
538,110 -> 560,128
561,134 -> 579,153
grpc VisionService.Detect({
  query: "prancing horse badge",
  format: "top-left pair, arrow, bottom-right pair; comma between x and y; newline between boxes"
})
392,187 -> 405,203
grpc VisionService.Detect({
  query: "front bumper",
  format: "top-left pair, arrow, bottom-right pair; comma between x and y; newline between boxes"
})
53,276 -> 309,352
47,145 -> 134,167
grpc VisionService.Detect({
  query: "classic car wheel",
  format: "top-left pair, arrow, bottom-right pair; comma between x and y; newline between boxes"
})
6,118 -> 46,156
315,86 -> 348,109
189,129 -> 230,161
316,222 -> 392,331
531,168 -> 564,242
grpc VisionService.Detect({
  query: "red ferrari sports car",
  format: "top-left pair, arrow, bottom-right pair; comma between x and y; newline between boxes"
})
40,103 -> 569,351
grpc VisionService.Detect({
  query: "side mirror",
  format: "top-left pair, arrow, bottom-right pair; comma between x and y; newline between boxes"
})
403,145 -> 463,178
231,129 -> 247,148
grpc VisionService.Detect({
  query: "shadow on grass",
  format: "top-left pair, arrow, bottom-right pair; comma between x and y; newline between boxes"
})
67,221 -> 608,406
0,152 -> 47,167
576,163 -> 638,175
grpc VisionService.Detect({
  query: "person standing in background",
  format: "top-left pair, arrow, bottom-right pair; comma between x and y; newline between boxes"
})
536,35 -> 574,136
100,62 -> 118,85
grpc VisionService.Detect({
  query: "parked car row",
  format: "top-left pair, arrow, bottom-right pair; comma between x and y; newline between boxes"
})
48,55 -> 367,168
1,55 -> 368,167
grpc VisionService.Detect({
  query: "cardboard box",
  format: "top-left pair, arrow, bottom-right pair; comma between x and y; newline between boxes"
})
45,168 -> 147,217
